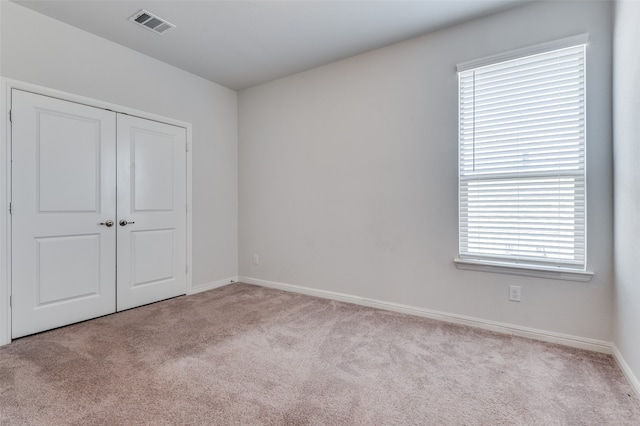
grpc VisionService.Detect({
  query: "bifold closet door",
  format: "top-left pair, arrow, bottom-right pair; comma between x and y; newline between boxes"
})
115,115 -> 187,311
11,90 -> 117,338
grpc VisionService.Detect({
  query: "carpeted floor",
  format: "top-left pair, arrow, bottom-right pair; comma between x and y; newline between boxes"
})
0,283 -> 638,425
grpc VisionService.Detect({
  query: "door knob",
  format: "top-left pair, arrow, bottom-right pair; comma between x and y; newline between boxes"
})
99,220 -> 114,227
119,219 -> 135,226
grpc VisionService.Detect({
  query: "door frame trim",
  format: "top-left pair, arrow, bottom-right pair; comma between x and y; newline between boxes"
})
0,78 -> 194,346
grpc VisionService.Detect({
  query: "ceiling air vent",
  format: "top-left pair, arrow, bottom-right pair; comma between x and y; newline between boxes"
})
129,10 -> 176,35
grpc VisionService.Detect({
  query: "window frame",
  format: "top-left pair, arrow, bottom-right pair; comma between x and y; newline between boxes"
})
454,35 -> 593,282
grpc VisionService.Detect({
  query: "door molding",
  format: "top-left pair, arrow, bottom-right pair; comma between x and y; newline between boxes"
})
0,78 -> 193,346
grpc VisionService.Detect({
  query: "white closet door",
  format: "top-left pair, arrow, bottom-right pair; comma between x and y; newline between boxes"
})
11,90 -> 117,338
116,114 -> 187,311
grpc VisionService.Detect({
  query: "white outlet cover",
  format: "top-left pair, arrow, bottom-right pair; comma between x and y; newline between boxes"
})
509,285 -> 521,302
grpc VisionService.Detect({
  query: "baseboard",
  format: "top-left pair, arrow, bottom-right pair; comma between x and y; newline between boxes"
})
239,276 -> 612,354
188,276 -> 238,295
612,345 -> 640,400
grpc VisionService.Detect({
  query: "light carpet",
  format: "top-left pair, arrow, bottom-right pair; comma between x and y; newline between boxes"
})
0,283 -> 638,425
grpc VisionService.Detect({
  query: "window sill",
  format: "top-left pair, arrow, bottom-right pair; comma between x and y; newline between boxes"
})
453,258 -> 594,282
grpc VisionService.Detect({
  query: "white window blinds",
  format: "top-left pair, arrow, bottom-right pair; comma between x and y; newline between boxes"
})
458,43 -> 586,270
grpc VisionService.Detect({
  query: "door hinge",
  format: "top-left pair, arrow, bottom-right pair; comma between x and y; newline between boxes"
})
185,264 -> 188,273
185,143 -> 190,152
9,295 -> 12,307
8,202 -> 12,215
8,110 -> 12,123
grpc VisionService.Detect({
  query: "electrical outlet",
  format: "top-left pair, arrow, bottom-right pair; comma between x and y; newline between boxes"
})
509,285 -> 521,302
252,254 -> 259,265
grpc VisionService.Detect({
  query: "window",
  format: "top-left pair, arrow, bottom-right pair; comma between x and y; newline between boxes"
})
456,37 -> 590,277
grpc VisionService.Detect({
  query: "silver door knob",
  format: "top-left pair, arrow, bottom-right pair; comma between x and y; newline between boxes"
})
119,219 -> 135,226
99,220 -> 114,227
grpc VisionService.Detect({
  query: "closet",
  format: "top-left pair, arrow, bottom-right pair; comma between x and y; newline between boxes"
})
10,90 -> 187,338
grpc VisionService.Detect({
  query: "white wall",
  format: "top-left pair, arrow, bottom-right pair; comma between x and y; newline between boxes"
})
239,0 -> 614,342
0,1 -> 238,290
613,0 -> 640,391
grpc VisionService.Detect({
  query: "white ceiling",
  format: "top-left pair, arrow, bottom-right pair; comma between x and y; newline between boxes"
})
13,0 -> 528,91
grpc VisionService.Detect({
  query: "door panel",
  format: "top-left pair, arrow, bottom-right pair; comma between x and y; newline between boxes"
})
11,90 -> 117,338
37,112 -> 101,212
131,229 -> 175,286
116,114 -> 186,311
131,131 -> 175,211
36,235 -> 101,305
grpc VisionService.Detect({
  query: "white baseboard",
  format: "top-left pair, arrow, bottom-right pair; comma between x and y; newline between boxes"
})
188,276 -> 238,295
612,344 -> 640,400
239,276 -> 612,354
